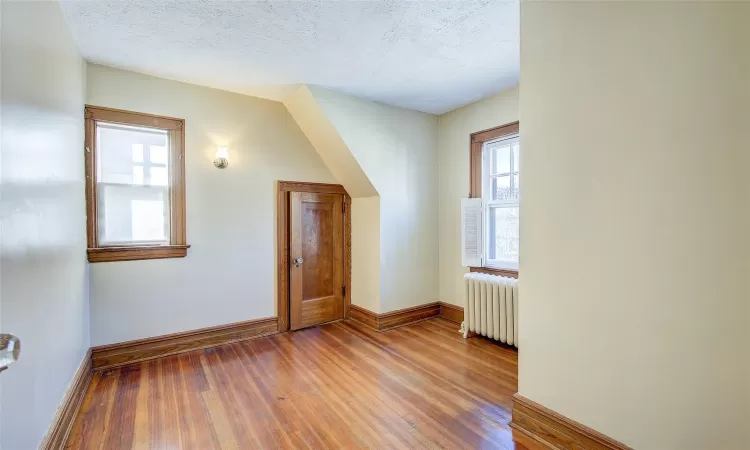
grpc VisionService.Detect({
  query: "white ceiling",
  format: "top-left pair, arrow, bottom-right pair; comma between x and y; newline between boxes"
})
60,0 -> 519,115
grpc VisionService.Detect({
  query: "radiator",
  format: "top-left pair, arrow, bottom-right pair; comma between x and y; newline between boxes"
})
461,272 -> 519,347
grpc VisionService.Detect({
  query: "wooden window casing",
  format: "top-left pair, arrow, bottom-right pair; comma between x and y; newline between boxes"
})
84,105 -> 189,263
469,121 -> 519,278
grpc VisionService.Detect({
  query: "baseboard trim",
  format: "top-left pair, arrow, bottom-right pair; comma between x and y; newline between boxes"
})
40,349 -> 93,450
379,302 -> 440,330
510,394 -> 632,450
349,302 -> 466,330
348,304 -> 381,330
349,302 -> 441,331
438,302 -> 464,323
91,317 -> 278,370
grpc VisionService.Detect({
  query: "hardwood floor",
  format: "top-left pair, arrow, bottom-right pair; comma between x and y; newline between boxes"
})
66,318 -> 541,449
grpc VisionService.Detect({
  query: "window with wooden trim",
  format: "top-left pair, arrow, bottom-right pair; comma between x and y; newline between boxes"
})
84,105 -> 189,263
462,122 -> 519,276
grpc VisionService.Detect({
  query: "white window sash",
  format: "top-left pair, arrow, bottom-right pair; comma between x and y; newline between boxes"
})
95,122 -> 172,247
483,201 -> 519,271
482,135 -> 520,270
96,182 -> 171,247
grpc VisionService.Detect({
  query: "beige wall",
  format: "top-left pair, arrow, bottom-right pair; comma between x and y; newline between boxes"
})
519,2 -> 750,449
351,196 -> 381,313
437,87 -> 519,306
87,64 -> 336,345
308,87 -> 439,313
0,1 -> 89,448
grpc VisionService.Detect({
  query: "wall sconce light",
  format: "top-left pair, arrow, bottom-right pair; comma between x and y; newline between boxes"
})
214,147 -> 229,169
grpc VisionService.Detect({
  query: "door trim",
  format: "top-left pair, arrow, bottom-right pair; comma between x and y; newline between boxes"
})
277,181 -> 351,332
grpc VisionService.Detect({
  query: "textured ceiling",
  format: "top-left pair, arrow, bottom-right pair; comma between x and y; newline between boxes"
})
60,0 -> 519,114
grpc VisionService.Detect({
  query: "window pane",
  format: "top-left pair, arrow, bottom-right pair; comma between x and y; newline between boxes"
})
512,173 -> 520,200
132,166 -> 144,185
132,144 -> 144,163
150,145 -> 168,164
132,200 -> 167,242
96,122 -> 172,246
150,167 -> 168,186
488,206 -> 519,263
492,175 -> 512,201
97,123 -> 168,185
97,184 -> 169,245
493,144 -> 511,174
512,142 -> 519,172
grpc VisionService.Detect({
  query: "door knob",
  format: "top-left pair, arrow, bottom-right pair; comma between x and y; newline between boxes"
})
294,257 -> 303,268
0,334 -> 20,374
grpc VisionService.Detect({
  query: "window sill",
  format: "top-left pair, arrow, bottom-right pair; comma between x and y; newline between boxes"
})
470,266 -> 518,278
87,245 -> 190,263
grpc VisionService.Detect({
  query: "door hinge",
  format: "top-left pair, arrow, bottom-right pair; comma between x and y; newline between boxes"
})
342,285 -> 346,297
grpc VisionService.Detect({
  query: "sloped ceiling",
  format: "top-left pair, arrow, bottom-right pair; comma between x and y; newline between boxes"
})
60,0 -> 519,114
284,86 -> 377,198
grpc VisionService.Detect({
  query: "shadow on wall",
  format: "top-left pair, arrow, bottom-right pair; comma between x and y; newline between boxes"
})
0,181 -> 89,448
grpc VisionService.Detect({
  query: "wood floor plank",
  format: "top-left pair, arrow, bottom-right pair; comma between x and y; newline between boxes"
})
173,354 -> 215,449
309,325 -> 473,448
70,370 -> 118,450
67,317 -> 541,450
102,366 -> 139,450
156,358 -> 182,448
201,388 -> 240,450
287,329 -> 431,449
65,372 -> 106,450
203,346 -> 276,448
318,324 -> 506,449
229,341 -> 301,449
267,347 -> 366,448
131,363 -> 151,449
272,332 -> 407,448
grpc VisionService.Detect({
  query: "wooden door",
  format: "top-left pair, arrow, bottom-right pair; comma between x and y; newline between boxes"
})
289,191 -> 344,330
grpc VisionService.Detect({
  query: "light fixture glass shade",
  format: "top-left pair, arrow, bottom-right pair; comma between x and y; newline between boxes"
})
214,147 -> 229,168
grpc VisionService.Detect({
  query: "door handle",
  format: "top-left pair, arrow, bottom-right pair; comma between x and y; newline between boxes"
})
294,257 -> 303,268
0,334 -> 20,374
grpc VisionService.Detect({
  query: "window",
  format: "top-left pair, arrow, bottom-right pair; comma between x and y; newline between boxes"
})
483,135 -> 519,270
84,106 -> 188,262
463,122 -> 519,276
